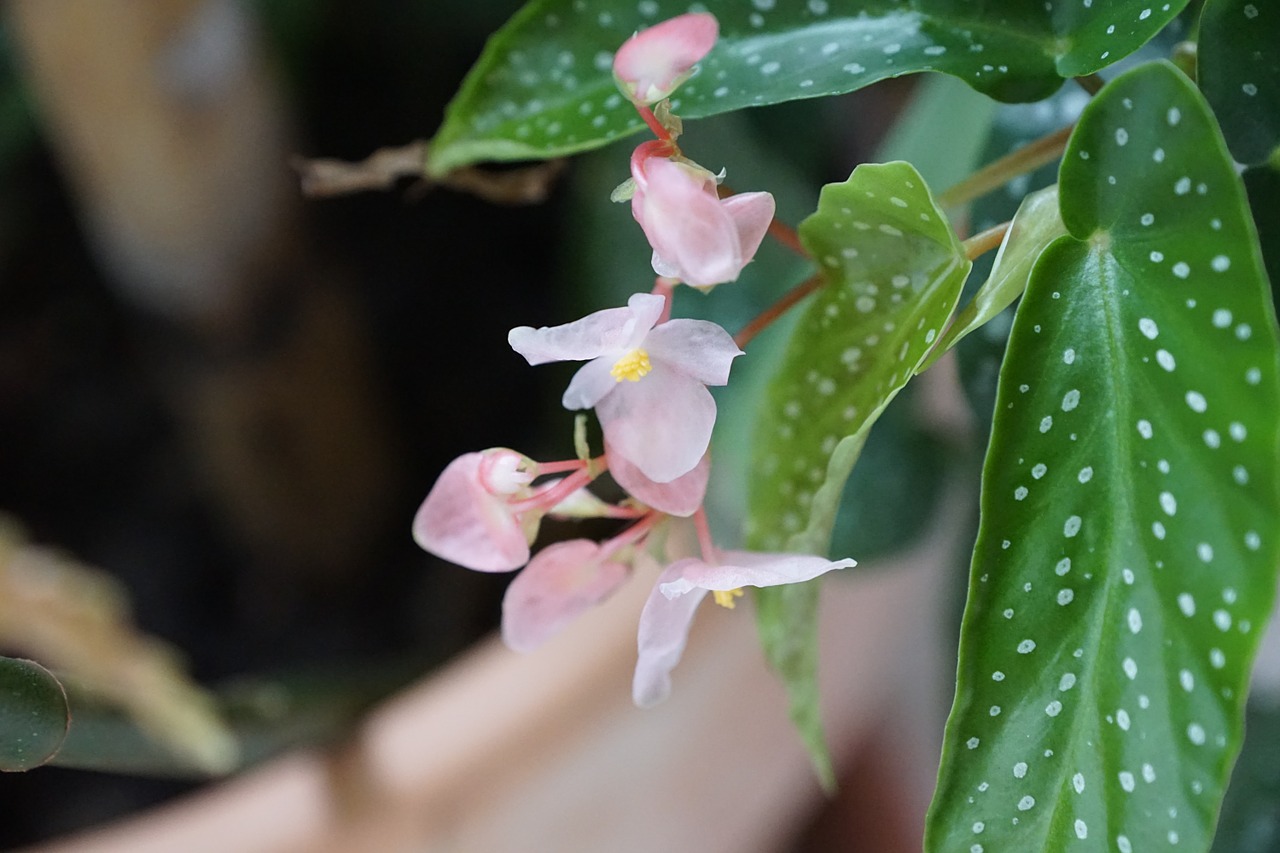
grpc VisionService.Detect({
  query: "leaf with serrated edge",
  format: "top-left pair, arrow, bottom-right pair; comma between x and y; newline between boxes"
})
927,62 -> 1280,853
747,162 -> 968,782
922,185 -> 1066,372
748,161 -> 969,554
428,0 -> 1188,175
1198,0 -> 1280,165
0,656 -> 68,772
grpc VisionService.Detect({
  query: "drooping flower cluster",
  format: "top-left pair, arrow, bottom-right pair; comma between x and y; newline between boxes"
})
413,13 -> 855,706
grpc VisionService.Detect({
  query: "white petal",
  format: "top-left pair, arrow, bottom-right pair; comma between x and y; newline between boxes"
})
644,318 -> 741,386
632,560 -> 709,707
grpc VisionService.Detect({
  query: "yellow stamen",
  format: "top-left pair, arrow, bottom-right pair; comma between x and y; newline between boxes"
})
610,348 -> 652,382
713,588 -> 745,609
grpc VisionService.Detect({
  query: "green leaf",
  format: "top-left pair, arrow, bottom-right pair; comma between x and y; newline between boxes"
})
0,656 -> 69,772
747,161 -> 969,782
1209,698 -> 1280,853
1198,0 -> 1280,165
927,61 -> 1280,853
922,184 -> 1067,371
428,0 -> 1188,175
748,161 -> 969,553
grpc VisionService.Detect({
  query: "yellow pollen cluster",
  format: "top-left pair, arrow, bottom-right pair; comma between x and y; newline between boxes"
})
713,588 -> 745,609
610,348 -> 652,382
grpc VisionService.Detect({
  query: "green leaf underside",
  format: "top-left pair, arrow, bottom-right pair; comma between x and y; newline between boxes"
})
923,184 -> 1067,371
428,0 -> 1188,175
747,161 -> 968,783
927,61 -> 1280,853
0,657 -> 69,772
1197,0 -> 1280,166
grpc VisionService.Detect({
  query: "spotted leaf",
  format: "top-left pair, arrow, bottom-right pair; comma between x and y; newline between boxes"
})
1198,0 -> 1280,165
428,0 -> 1188,175
926,62 -> 1280,853
0,656 -> 69,772
746,161 -> 968,782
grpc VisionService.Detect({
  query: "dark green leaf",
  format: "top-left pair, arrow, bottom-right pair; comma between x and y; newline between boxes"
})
928,61 -> 1280,852
1198,0 -> 1280,165
428,0 -> 1188,175
0,656 -> 69,772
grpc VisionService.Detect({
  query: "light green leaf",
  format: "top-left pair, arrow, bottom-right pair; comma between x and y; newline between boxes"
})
921,184 -> 1066,371
0,656 -> 68,772
927,61 -> 1280,853
428,0 -> 1189,175
1198,0 -> 1280,165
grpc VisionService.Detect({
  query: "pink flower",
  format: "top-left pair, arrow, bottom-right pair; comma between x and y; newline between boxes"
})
501,539 -> 632,652
632,551 -> 856,708
606,439 -> 708,517
413,449 -> 593,572
631,146 -> 775,287
508,292 -> 741,484
612,13 -> 719,105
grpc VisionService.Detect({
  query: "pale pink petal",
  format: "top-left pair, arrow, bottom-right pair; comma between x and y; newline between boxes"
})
612,13 -> 719,105
595,364 -> 716,483
502,540 -> 631,652
635,157 -> 744,286
621,292 -> 667,348
562,357 -> 617,410
607,440 -> 708,516
509,293 -> 662,365
632,559 -> 709,707
412,453 -> 532,572
643,318 -> 742,386
722,191 -> 776,266
658,551 -> 857,598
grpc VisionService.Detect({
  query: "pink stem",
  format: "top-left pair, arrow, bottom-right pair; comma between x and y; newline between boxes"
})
508,468 -> 594,514
598,510 -> 663,562
693,508 -> 719,564
634,104 -> 674,144
535,458 -> 590,475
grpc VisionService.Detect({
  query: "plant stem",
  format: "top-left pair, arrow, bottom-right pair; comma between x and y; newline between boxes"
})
766,218 -> 809,257
734,273 -> 824,349
962,221 -> 1012,260
634,104 -> 673,144
1074,74 -> 1105,95
937,124 -> 1074,210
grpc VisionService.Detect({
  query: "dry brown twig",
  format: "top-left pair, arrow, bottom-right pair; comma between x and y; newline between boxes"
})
294,141 -> 568,205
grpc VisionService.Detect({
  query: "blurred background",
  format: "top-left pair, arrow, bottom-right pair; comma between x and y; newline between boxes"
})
12,3 -> 1270,852
0,0 -> 934,847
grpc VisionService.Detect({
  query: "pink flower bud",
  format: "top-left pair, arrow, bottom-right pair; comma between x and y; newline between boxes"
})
612,13 -> 719,105
631,149 -> 775,287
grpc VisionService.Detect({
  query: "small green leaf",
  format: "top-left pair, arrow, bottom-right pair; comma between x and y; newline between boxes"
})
927,61 -> 1280,852
747,161 -> 968,783
0,656 -> 69,772
429,0 -> 1188,175
1198,0 -> 1280,165
922,184 -> 1066,371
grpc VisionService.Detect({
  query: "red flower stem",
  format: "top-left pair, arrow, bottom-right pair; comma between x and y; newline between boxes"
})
693,507 -> 719,564
733,272 -> 825,349
536,458 -> 590,475
598,510 -> 663,561
635,104 -> 674,144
